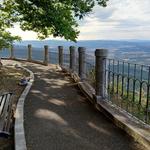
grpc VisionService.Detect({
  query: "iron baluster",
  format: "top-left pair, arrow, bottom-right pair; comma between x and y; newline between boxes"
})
121,62 -> 125,97
139,65 -> 143,104
132,64 -> 136,102
112,59 -> 115,94
108,59 -> 111,92
127,63 -> 130,99
146,67 -> 150,122
116,61 -> 119,94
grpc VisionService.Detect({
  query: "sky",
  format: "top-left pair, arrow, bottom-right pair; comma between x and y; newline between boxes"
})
8,0 -> 150,40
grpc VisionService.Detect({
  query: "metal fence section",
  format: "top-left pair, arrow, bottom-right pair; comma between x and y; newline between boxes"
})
75,52 -> 79,73
63,52 -> 70,69
32,47 -> 44,61
84,54 -> 95,88
14,47 -> 27,59
106,59 -> 150,124
1,45 -> 150,125
0,48 -> 10,58
49,51 -> 58,64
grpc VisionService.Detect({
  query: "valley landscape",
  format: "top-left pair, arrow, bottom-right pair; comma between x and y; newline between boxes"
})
10,40 -> 150,65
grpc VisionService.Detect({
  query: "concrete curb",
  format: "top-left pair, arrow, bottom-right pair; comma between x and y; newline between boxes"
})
14,65 -> 34,150
61,66 -> 150,150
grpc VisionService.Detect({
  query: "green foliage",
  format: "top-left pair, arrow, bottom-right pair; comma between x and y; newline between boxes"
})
0,30 -> 21,50
0,1 -> 21,50
3,0 -> 109,41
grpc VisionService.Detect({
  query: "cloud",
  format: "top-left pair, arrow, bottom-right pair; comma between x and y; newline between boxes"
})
92,6 -> 115,21
78,0 -> 150,40
7,24 -> 38,40
8,24 -> 62,40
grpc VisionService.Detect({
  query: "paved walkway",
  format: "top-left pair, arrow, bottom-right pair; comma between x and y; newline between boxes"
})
23,62 -> 145,150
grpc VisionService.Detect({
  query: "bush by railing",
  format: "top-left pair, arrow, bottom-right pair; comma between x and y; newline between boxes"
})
0,45 -> 149,124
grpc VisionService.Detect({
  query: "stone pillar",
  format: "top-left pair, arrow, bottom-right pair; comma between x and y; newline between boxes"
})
28,44 -> 32,61
10,45 -> 14,59
78,47 -> 86,80
95,49 -> 108,100
70,46 -> 76,71
44,45 -> 49,65
58,46 -> 63,66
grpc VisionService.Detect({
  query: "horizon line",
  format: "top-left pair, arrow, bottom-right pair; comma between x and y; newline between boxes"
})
16,39 -> 150,42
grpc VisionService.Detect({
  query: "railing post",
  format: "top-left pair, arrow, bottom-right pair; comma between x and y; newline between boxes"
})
95,49 -> 108,101
28,44 -> 32,61
44,45 -> 49,65
10,45 -> 14,59
58,46 -> 63,67
78,47 -> 86,80
70,46 -> 76,71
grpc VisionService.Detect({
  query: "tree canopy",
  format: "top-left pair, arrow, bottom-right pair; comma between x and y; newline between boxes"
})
0,2 -> 20,50
2,0 -> 108,42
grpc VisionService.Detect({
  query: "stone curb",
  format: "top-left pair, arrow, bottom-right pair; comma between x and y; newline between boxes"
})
61,66 -> 150,150
14,65 -> 34,150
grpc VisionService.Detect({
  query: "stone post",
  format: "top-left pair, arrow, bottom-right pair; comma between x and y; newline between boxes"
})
95,49 -> 108,100
58,46 -> 63,66
10,45 -> 14,59
70,46 -> 76,71
44,45 -> 49,65
28,44 -> 32,61
78,47 -> 86,80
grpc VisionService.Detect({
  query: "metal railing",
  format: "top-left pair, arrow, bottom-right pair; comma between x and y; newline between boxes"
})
106,59 -> 150,123
63,52 -> 70,69
1,45 -> 149,124
0,48 -> 10,58
14,47 -> 27,59
74,53 -> 79,73
84,54 -> 95,87
32,47 -> 44,61
49,51 -> 58,64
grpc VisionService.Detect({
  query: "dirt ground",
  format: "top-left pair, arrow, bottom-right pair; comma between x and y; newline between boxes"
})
0,63 -> 29,150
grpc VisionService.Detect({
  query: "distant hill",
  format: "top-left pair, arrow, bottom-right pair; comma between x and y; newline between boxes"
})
13,39 -> 150,65
15,39 -> 150,48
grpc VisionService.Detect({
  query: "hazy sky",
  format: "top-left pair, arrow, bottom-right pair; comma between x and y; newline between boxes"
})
8,0 -> 150,40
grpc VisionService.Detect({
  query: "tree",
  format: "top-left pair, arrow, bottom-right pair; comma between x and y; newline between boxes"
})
0,30 -> 21,50
0,2 -> 20,50
3,0 -> 108,41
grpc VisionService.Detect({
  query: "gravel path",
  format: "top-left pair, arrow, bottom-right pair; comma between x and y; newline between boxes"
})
23,62 -> 146,150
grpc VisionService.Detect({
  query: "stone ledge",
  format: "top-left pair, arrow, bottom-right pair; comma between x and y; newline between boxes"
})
14,65 -> 34,150
96,100 -> 150,149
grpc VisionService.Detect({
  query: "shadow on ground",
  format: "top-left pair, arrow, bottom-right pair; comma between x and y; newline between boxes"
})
23,63 -> 146,150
